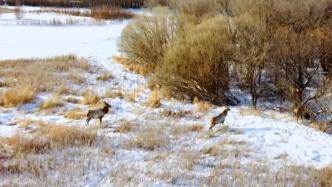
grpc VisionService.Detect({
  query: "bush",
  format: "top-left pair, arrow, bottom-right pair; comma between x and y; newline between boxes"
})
156,16 -> 234,105
119,8 -> 177,73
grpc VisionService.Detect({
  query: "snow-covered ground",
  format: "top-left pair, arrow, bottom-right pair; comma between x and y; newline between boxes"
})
1,5 -> 332,186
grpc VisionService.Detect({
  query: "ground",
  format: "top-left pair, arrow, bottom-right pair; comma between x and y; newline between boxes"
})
0,5 -> 332,186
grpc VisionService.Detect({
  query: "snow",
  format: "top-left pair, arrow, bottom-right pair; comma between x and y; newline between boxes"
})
1,6 -> 332,185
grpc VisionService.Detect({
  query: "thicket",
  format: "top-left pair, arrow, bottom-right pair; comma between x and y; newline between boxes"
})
120,0 -> 332,120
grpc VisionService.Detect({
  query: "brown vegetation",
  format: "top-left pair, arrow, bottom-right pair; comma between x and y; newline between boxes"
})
0,86 -> 36,108
40,95 -> 64,110
147,90 -> 161,108
63,110 -> 86,120
114,120 -> 134,133
82,90 -> 100,105
1,124 -> 96,156
126,127 -> 168,150
0,55 -> 90,93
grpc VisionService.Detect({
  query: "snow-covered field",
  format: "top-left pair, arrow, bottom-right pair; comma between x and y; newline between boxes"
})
1,6 -> 332,186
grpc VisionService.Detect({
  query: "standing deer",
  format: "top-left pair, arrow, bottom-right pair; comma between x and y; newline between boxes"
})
86,101 -> 111,125
209,107 -> 230,130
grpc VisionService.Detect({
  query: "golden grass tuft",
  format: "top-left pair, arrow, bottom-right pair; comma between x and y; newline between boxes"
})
239,108 -> 262,116
114,120 -> 134,133
63,110 -> 86,120
0,86 -> 36,108
82,90 -> 100,105
190,124 -> 204,132
147,90 -> 161,108
127,127 -> 168,151
194,97 -> 212,113
105,89 -> 124,98
112,56 -> 148,75
126,92 -> 137,102
310,122 -> 331,133
40,95 -> 64,110
56,85 -> 70,95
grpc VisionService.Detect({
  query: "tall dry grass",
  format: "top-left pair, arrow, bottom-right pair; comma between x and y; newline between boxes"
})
0,55 -> 90,93
0,86 -> 36,108
2,124 -> 96,155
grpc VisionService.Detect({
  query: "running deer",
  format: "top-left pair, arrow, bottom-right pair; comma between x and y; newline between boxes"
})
209,107 -> 230,130
86,101 -> 111,125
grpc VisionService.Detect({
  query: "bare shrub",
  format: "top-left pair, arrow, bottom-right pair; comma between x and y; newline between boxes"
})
156,16 -> 234,105
172,0 -> 220,22
119,9 -> 177,73
0,86 -> 36,108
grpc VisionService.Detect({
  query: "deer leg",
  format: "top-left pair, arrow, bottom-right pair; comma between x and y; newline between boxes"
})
86,117 -> 91,126
99,117 -> 103,125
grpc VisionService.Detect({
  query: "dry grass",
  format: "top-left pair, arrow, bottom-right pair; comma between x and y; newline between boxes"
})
0,7 -> 16,13
97,72 -> 113,81
64,96 -> 82,104
56,85 -> 70,95
190,124 -> 204,132
0,55 -> 90,93
239,108 -> 262,116
147,90 -> 161,108
40,95 -> 64,110
1,124 -> 96,156
112,56 -> 148,75
114,120 -> 134,133
105,89 -> 124,98
126,127 -> 168,150
82,90 -> 100,105
194,97 -> 212,113
90,6 -> 134,20
161,109 -> 192,118
63,110 -> 86,120
0,86 -> 36,108
126,92 -> 138,102
310,122 -> 331,133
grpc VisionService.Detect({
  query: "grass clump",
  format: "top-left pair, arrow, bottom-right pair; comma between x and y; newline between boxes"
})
0,86 -> 36,108
194,97 -> 212,113
63,110 -> 86,120
127,127 -> 168,150
147,90 -> 161,108
40,95 -> 64,110
114,120 -> 134,133
82,90 -> 100,105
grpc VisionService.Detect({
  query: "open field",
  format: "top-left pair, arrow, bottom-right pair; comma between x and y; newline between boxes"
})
1,2 -> 332,186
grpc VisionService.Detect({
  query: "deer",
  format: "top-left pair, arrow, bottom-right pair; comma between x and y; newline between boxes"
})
209,107 -> 230,130
86,101 -> 111,126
